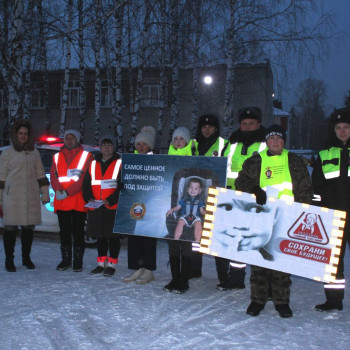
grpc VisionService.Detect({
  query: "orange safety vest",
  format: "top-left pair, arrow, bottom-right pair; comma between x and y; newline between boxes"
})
89,158 -> 122,210
53,149 -> 90,212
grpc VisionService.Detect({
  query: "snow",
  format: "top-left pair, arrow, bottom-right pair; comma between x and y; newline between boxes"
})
0,236 -> 349,350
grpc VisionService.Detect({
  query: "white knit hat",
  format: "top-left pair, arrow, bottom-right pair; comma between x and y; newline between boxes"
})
64,129 -> 81,143
172,127 -> 191,145
135,126 -> 156,150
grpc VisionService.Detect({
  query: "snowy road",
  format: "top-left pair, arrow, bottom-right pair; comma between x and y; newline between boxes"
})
0,236 -> 349,350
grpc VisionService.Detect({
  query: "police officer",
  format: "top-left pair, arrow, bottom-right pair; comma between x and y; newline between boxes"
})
218,107 -> 267,290
312,108 -> 350,311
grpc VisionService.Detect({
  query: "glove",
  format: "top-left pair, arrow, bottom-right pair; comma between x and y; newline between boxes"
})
0,205 -> 3,218
253,186 -> 267,205
117,181 -> 124,190
56,190 -> 68,200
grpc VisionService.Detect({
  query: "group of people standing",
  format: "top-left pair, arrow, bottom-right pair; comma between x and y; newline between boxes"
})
0,106 -> 349,319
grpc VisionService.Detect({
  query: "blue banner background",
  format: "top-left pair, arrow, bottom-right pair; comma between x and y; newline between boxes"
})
113,154 -> 227,240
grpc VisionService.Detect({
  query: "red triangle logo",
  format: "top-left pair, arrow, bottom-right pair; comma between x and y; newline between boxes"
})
287,212 -> 329,245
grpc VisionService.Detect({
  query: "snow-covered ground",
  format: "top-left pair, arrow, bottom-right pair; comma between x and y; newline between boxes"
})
0,235 -> 349,350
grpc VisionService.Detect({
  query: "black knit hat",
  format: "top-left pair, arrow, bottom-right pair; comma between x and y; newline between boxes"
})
265,124 -> 286,143
330,108 -> 350,126
238,107 -> 262,122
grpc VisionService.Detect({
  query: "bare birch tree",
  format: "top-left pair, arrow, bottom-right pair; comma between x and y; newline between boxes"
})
60,0 -> 73,138
78,0 -> 87,139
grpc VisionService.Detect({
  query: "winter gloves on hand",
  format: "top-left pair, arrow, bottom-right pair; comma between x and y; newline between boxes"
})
55,190 -> 68,201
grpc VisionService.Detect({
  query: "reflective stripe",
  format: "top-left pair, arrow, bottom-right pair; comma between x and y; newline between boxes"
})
218,137 -> 225,154
324,170 -> 340,179
91,159 -> 121,186
55,150 -> 89,183
262,182 -> 293,192
230,262 -> 247,268
258,143 -> 267,152
324,284 -> 345,289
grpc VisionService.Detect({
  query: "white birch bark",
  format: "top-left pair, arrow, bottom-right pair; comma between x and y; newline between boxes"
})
78,0 -> 86,139
60,0 -> 73,138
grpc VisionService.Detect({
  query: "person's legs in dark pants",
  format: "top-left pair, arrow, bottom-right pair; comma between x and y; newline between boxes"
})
21,226 -> 35,269
3,226 -> 17,272
71,210 -> 86,272
56,210 -> 73,270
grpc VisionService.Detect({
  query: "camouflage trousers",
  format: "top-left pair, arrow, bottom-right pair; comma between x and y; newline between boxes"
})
250,265 -> 292,305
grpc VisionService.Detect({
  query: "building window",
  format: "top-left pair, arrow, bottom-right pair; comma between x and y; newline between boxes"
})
31,82 -> 45,109
100,80 -> 125,108
141,84 -> 166,108
101,80 -> 111,108
61,80 -> 80,108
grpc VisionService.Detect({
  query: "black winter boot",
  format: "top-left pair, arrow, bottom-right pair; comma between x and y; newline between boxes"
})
175,256 -> 191,294
56,245 -> 72,271
73,246 -> 85,272
164,256 -> 181,292
3,230 -> 17,272
21,228 -> 35,269
315,286 -> 344,311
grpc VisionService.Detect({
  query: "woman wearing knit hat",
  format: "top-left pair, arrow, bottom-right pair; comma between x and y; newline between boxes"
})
122,126 -> 157,284
82,135 -> 123,277
164,127 -> 198,294
134,126 -> 156,154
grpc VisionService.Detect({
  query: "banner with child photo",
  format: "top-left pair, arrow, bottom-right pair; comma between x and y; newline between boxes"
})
113,154 -> 227,241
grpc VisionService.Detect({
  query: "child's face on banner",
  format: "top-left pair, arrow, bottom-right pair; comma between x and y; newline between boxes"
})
213,197 -> 276,252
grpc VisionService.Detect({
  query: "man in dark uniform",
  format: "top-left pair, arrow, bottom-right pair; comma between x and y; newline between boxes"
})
312,108 -> 350,311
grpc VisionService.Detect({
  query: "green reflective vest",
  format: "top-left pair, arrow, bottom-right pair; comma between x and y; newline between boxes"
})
168,139 -> 197,156
226,141 -> 266,189
259,148 -> 293,200
319,147 -> 350,179
202,137 -> 227,157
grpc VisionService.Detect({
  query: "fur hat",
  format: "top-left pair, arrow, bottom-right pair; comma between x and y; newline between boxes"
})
172,127 -> 191,145
64,129 -> 81,143
330,108 -> 350,126
135,126 -> 156,150
238,107 -> 262,122
265,124 -> 286,143
197,114 -> 220,129
99,134 -> 116,149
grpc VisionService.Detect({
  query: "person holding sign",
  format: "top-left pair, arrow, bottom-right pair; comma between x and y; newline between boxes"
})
122,126 -> 157,285
82,135 -> 123,277
312,108 -> 350,311
236,124 -> 313,318
164,127 -> 197,293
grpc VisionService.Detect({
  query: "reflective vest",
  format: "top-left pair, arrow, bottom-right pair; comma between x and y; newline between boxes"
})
89,159 -> 122,210
53,149 -> 90,212
226,141 -> 266,189
319,147 -> 350,179
168,140 -> 197,155
259,148 -> 293,200
202,137 -> 227,157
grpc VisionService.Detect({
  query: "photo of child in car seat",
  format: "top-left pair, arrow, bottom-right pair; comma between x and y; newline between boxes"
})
166,177 -> 206,242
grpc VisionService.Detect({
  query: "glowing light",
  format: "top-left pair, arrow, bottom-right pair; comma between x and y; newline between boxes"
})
203,75 -> 213,85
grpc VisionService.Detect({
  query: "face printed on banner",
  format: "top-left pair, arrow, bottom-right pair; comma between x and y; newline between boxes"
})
187,180 -> 202,198
213,197 -> 276,252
